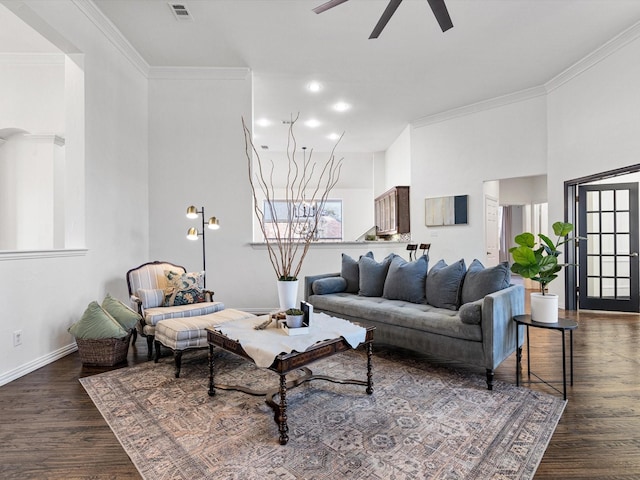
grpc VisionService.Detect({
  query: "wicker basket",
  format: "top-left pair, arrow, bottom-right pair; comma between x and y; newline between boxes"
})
76,332 -> 132,366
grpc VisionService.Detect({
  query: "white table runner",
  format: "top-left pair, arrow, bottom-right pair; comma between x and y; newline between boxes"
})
214,312 -> 367,368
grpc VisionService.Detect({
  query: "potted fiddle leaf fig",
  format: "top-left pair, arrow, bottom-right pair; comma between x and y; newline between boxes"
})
509,221 -> 578,323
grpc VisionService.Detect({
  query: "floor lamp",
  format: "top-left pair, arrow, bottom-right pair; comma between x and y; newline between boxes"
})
186,205 -> 220,288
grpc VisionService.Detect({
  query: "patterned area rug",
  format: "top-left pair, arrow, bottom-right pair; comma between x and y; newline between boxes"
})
80,348 -> 565,480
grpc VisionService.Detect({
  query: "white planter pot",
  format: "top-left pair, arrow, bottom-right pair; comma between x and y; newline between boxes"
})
530,292 -> 559,323
285,314 -> 304,328
277,279 -> 299,311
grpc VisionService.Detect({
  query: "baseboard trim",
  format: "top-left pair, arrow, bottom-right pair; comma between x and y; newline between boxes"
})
0,343 -> 78,387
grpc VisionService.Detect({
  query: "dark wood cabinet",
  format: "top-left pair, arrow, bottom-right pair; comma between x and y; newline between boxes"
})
375,186 -> 410,236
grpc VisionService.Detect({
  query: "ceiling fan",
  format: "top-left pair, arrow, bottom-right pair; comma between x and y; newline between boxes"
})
313,0 -> 453,39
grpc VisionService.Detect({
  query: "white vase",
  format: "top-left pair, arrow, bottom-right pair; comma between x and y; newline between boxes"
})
277,279 -> 299,311
530,292 -> 559,323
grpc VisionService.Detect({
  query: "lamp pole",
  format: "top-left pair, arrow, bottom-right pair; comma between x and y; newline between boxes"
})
186,205 -> 220,289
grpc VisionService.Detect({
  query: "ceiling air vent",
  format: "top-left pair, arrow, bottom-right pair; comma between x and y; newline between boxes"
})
168,2 -> 193,21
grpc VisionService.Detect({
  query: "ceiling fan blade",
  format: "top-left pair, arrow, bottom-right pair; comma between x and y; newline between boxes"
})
313,0 -> 350,14
426,0 -> 453,32
369,0 -> 403,39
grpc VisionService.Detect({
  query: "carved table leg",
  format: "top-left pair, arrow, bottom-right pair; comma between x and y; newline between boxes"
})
278,373 -> 289,445
366,342 -> 374,395
208,345 -> 215,397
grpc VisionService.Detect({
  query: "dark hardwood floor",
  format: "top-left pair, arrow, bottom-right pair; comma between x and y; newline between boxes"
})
1,304 -> 639,479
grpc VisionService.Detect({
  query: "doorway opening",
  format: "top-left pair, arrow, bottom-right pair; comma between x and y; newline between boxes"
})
565,164 -> 640,312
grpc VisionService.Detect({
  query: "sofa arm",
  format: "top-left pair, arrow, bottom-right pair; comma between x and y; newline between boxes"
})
304,273 -> 341,301
481,284 -> 525,370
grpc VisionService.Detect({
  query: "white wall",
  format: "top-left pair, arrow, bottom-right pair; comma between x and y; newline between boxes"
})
383,125 -> 411,193
547,32 -> 640,300
409,96 -> 548,264
500,175 -> 547,206
0,0 -> 148,385
147,72 -> 401,311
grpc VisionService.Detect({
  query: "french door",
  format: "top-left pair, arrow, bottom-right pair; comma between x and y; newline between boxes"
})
578,183 -> 639,312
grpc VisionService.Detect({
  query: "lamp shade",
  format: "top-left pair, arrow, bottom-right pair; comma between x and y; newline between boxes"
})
186,206 -> 198,219
186,227 -> 199,240
207,217 -> 220,230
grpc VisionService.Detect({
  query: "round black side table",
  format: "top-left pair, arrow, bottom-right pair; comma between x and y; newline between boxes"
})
513,314 -> 578,401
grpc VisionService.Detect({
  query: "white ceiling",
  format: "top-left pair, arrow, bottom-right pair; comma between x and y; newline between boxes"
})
5,1 -> 640,153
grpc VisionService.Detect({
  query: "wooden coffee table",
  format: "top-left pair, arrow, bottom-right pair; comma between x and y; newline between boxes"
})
206,324 -> 375,445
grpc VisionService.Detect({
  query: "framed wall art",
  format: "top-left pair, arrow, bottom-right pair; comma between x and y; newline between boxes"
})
425,195 -> 468,226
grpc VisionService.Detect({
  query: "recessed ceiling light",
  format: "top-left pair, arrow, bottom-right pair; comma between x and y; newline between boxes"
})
328,133 -> 341,141
256,118 -> 271,127
307,81 -> 322,93
305,119 -> 321,128
333,102 -> 351,112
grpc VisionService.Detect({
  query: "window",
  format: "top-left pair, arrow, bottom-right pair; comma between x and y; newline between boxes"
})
262,200 -> 343,241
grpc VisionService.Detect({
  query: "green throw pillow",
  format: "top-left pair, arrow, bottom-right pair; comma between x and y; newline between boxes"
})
102,293 -> 141,330
68,301 -> 129,340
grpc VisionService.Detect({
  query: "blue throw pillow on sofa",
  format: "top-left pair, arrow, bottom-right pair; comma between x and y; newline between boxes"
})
461,259 -> 511,304
342,251 -> 373,293
313,276 -> 348,295
383,255 -> 428,303
358,253 -> 395,297
426,259 -> 466,310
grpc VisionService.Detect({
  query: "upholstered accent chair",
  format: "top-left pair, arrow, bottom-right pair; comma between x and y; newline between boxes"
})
126,261 -> 225,359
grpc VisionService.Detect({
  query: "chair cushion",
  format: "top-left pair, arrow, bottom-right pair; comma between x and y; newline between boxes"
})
102,293 -> 141,330
461,259 -> 511,304
144,301 -> 225,326
383,254 -> 428,304
137,288 -> 165,309
155,309 -> 256,349
163,270 -> 205,306
426,259 -> 466,310
68,301 -> 129,340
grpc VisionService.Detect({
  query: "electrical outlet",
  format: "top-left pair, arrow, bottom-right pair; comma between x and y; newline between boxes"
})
13,330 -> 22,347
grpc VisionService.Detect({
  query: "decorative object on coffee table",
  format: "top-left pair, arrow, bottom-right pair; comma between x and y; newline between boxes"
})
510,221 -> 580,323
284,308 -> 304,328
242,114 -> 343,309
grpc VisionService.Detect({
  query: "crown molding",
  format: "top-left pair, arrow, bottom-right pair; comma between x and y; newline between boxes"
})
412,86 -> 547,128
147,66 -> 251,80
413,19 -> 640,129
0,53 -> 65,65
545,19 -> 640,93
72,0 -> 149,76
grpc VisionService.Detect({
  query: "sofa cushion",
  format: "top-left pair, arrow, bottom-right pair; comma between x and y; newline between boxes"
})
342,252 -> 373,293
426,259 -> 466,310
102,293 -> 141,330
68,301 -> 129,340
137,288 -> 165,309
461,259 -> 511,304
163,270 -> 206,306
313,276 -> 348,295
459,299 -> 483,325
358,254 -> 394,297
309,293 -> 481,342
383,255 -> 428,303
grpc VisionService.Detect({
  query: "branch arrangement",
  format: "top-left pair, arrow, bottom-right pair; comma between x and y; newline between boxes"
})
243,114 -> 343,281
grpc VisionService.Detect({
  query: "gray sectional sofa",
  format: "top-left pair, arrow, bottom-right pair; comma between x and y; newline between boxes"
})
304,253 -> 525,389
